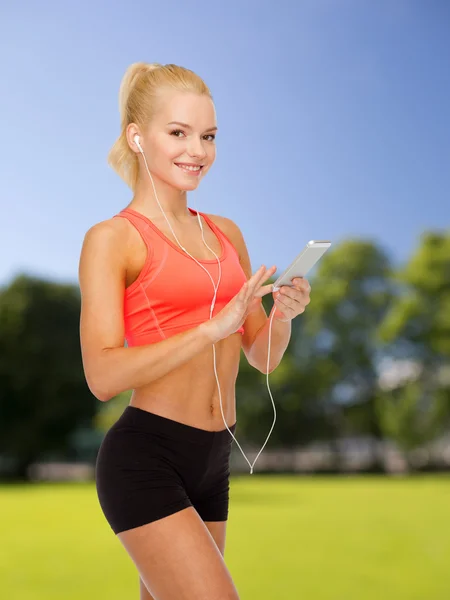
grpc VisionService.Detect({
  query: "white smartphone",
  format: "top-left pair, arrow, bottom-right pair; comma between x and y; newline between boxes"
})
272,240 -> 332,292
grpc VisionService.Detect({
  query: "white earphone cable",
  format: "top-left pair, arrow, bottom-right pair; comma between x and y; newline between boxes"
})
136,137 -> 277,474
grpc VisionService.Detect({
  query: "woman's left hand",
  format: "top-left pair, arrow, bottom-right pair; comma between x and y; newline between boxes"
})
272,277 -> 311,322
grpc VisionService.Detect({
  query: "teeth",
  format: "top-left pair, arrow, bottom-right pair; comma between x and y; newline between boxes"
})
176,164 -> 201,172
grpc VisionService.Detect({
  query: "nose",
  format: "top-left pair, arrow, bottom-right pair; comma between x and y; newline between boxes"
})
187,136 -> 208,160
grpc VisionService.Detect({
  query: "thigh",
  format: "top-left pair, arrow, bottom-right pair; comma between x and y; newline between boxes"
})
204,520 -> 228,557
139,576 -> 155,600
118,506 -> 240,600
138,520 -> 228,599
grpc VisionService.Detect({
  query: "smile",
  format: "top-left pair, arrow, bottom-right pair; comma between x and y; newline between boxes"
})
174,164 -> 204,176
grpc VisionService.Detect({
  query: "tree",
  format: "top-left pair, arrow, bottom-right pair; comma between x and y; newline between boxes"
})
294,238 -> 394,468
375,231 -> 450,469
0,274 -> 97,480
375,379 -> 450,471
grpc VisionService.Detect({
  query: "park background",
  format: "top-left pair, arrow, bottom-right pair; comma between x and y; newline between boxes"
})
1,0 -> 449,598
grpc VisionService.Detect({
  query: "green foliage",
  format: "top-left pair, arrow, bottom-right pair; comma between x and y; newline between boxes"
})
0,275 -> 97,478
375,380 -> 450,452
377,231 -> 450,355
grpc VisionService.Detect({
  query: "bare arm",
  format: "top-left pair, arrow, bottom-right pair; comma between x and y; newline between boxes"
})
96,326 -> 213,401
208,215 -> 276,372
78,221 -> 213,402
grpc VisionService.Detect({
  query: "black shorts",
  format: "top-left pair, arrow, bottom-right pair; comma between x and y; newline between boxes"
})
95,405 -> 237,535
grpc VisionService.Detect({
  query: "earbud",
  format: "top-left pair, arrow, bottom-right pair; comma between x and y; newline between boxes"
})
134,134 -> 143,153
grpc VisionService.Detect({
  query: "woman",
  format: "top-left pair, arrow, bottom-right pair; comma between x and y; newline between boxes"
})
78,62 -> 310,600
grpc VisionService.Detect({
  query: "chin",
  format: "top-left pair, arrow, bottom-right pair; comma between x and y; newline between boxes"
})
177,180 -> 200,189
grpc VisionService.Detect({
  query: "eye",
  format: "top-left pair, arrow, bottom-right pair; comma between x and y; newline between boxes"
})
170,129 -> 216,141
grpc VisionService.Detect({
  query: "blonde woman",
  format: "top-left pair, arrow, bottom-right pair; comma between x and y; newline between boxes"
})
79,62 -> 306,600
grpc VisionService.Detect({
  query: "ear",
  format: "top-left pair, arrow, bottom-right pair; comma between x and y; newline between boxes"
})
126,123 -> 141,154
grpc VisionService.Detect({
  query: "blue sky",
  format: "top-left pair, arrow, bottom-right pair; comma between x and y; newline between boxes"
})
1,0 -> 449,289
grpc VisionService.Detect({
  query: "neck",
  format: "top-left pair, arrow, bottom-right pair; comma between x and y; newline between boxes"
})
131,174 -> 193,221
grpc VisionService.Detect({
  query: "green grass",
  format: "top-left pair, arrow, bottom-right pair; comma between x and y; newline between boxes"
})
0,475 -> 449,599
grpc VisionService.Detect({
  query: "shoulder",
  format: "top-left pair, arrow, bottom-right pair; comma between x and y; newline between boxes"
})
204,213 -> 251,277
80,216 -> 132,267
82,216 -> 130,247
204,214 -> 246,255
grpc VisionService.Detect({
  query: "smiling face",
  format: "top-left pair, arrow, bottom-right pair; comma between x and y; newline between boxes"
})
130,89 -> 217,192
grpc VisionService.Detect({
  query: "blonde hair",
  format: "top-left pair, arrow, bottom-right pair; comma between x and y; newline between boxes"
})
107,62 -> 213,191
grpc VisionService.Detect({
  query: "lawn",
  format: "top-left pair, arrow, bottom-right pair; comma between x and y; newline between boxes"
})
0,474 -> 448,599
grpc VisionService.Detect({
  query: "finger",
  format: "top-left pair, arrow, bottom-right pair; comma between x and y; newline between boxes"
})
245,265 -> 275,301
242,266 -> 264,302
253,265 -> 277,291
254,283 -> 277,298
253,265 -> 277,295
238,280 -> 249,303
278,286 -> 296,300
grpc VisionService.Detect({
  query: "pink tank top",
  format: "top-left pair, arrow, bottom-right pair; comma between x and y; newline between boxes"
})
113,207 -> 248,347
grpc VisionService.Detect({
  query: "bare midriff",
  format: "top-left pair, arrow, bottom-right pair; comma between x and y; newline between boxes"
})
129,332 -> 241,431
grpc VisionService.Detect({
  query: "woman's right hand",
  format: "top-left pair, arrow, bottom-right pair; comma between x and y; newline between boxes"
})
200,265 -> 277,344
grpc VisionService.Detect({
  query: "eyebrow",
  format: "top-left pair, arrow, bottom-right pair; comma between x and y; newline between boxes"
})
166,121 -> 218,132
